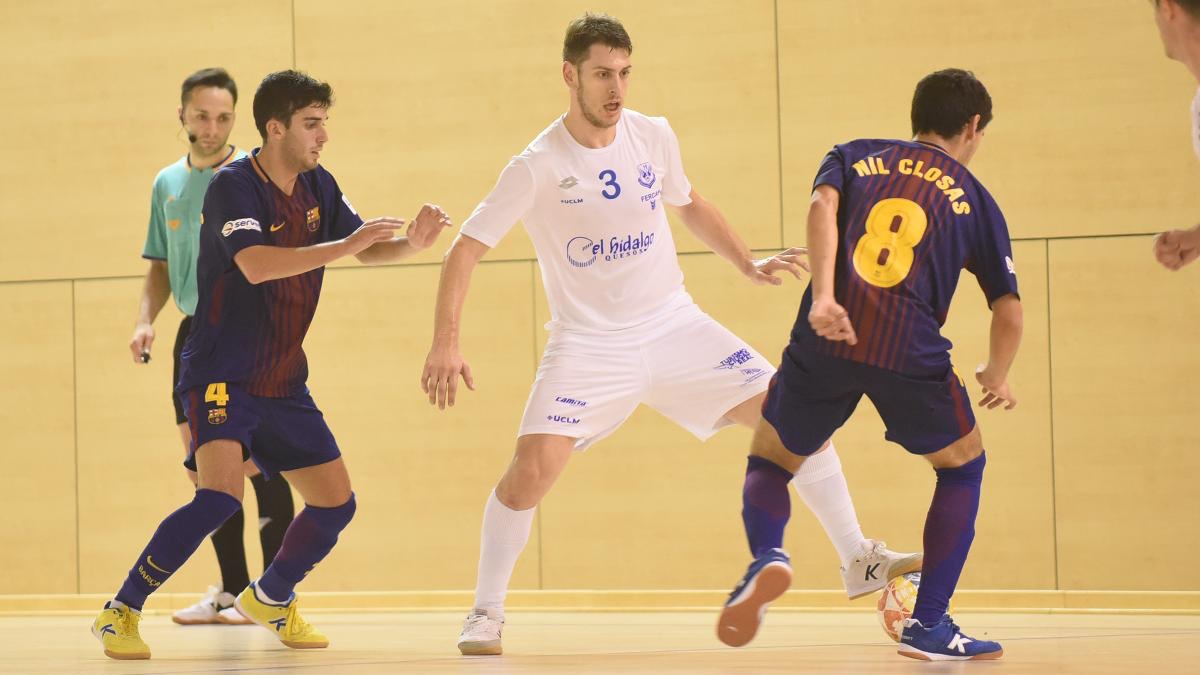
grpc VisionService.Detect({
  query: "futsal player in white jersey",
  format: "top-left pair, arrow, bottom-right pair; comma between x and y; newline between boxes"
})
421,13 -> 920,655
1151,0 -> 1200,270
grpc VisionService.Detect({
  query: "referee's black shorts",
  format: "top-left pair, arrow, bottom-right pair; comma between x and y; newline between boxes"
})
171,315 -> 193,425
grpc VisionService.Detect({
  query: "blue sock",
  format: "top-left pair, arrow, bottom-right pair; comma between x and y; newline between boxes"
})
742,456 -> 793,558
257,494 -> 356,603
115,488 -> 241,611
912,452 -> 986,625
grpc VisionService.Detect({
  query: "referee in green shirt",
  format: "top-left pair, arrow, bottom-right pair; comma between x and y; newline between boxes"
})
128,67 -> 294,625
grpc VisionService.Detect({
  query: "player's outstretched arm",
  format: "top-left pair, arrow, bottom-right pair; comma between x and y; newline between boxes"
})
233,218 -> 403,284
671,190 -> 807,285
806,186 -> 857,345
1152,225 -> 1200,271
420,234 -> 489,410
130,260 -> 171,363
355,204 -> 453,265
975,293 -> 1022,410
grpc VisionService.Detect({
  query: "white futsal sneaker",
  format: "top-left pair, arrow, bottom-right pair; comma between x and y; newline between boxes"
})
457,609 -> 504,655
171,585 -> 251,625
841,539 -> 923,600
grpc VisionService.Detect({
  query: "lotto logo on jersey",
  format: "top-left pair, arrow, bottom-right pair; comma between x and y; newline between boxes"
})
566,232 -> 656,268
221,218 -> 261,237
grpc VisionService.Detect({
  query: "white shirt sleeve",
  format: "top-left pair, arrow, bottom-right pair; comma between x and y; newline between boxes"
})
460,157 -> 535,247
661,121 -> 693,207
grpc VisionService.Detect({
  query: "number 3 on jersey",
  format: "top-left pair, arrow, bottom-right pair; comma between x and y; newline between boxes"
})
599,169 -> 621,199
852,198 -> 928,288
205,382 -> 230,407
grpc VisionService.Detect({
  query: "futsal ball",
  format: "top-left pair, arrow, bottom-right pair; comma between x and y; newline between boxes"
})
876,572 -> 921,642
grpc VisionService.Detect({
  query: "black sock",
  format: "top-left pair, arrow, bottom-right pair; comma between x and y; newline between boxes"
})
250,473 -> 295,567
209,506 -> 250,600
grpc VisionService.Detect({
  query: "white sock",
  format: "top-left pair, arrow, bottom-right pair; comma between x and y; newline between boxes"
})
790,443 -> 866,567
108,599 -> 130,611
473,489 -> 536,617
252,581 -> 288,606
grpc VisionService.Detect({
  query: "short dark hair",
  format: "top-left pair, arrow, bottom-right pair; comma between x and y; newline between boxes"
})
562,13 -> 633,65
910,69 -> 993,138
252,70 -> 333,140
181,67 -> 237,108
1157,0 -> 1200,19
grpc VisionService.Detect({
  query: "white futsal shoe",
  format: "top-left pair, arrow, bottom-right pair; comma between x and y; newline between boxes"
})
171,585 -> 251,625
841,540 -> 923,600
458,609 -> 504,655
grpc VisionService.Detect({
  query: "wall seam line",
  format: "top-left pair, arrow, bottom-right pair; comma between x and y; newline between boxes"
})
1045,238 -> 1061,591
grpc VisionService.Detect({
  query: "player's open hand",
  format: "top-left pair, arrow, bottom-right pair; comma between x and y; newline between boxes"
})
407,204 -> 453,251
746,247 -> 810,286
974,364 -> 1016,410
344,217 -> 405,256
421,344 -> 476,410
129,322 -> 155,364
1152,227 -> 1200,271
809,297 -> 857,345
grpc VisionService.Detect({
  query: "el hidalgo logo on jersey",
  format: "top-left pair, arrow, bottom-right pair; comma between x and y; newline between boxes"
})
305,207 -> 320,232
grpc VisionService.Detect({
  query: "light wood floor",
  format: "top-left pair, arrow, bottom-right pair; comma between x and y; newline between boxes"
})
7,610 -> 1199,674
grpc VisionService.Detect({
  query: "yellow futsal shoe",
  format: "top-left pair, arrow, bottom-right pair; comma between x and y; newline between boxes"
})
235,582 -> 329,649
91,603 -> 151,660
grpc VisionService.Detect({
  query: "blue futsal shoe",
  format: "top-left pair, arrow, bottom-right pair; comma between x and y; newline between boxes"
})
898,615 -> 1003,661
716,548 -> 792,647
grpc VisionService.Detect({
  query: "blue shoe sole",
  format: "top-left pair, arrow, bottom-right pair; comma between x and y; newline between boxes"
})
716,561 -> 792,648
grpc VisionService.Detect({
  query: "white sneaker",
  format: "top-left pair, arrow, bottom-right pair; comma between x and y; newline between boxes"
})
216,605 -> 253,625
457,609 -> 504,655
171,586 -> 239,625
841,540 -> 923,600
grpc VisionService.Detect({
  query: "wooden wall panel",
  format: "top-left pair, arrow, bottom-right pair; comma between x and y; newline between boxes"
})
1050,236 -> 1200,590
779,0 -> 1198,245
301,261 -> 541,591
0,282 -> 77,593
0,0 -> 293,283
294,0 -> 780,269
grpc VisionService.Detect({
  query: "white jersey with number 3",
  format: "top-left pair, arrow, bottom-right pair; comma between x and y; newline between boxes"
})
461,110 -> 695,332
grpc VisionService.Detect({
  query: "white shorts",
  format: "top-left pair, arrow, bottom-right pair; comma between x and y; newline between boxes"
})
518,303 -> 774,450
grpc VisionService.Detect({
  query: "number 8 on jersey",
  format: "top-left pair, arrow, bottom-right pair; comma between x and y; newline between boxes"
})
852,198 -> 928,288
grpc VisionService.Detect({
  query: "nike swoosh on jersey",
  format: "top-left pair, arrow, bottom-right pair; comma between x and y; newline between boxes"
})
269,222 -> 285,232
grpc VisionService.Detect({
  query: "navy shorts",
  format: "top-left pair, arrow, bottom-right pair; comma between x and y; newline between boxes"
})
179,382 -> 341,478
763,345 -> 976,456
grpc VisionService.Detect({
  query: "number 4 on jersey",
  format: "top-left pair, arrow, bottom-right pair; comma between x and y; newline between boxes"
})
205,382 -> 230,407
852,198 -> 928,288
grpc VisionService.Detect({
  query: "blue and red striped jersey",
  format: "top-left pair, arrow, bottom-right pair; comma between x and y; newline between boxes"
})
178,150 -> 363,397
791,139 -> 1018,376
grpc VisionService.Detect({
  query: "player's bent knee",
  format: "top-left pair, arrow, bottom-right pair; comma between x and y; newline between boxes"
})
299,492 -> 356,543
193,488 -> 242,526
495,473 -> 549,510
749,421 -> 806,474
327,492 -> 356,528
925,426 -> 983,469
